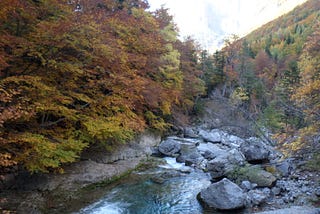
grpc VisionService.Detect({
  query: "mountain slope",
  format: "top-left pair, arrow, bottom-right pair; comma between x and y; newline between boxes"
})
210,0 -> 320,162
148,0 -> 308,51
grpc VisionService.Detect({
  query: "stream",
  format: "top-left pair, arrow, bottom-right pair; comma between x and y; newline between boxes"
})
69,131 -> 319,214
76,157 -> 214,214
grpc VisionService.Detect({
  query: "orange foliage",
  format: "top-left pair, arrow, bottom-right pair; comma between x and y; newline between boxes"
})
0,0 -> 204,173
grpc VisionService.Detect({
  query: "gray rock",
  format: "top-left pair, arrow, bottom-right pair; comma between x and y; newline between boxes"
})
256,206 -> 320,214
177,140 -> 204,166
276,159 -> 295,176
247,168 -> 277,187
199,178 -> 246,210
82,132 -> 161,163
177,150 -> 203,166
198,143 -> 227,157
207,149 -> 245,178
262,187 -> 271,197
222,134 -> 245,148
247,189 -> 268,205
8,132 -> 161,192
198,129 -> 222,143
302,186 -> 309,193
184,127 -> 198,138
276,180 -> 288,191
241,180 -> 253,191
158,138 -> 181,157
202,150 -> 216,160
240,138 -> 270,162
272,187 -> 281,196
228,165 -> 276,187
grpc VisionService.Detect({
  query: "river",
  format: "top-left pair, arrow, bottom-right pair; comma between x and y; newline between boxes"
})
75,157 -> 215,214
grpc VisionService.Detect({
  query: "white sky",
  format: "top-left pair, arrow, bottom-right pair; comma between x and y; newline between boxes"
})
147,0 -> 308,51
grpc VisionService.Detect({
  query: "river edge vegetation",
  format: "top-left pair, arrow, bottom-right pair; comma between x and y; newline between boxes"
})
0,0 -> 320,175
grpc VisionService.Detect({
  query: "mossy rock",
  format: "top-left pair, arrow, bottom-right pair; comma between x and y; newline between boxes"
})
305,153 -> 320,172
227,165 -> 276,187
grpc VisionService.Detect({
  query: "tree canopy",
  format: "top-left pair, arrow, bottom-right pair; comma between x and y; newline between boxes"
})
0,0 -> 205,173
202,0 -> 320,158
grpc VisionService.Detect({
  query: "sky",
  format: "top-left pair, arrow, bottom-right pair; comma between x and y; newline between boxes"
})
147,0 -> 308,51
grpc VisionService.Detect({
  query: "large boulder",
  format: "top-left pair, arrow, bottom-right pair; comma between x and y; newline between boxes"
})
176,142 -> 204,166
228,165 -> 277,187
158,138 -> 181,157
248,169 -> 276,187
198,143 -> 227,159
177,150 -> 203,166
206,149 -> 246,179
199,178 -> 246,210
221,134 -> 245,148
198,129 -> 222,143
240,138 -> 270,163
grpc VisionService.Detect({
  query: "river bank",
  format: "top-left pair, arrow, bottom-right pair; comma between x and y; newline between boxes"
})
1,98 -> 319,213
0,132 -> 161,213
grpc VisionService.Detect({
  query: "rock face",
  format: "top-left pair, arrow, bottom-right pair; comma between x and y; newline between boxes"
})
199,178 -> 246,210
81,132 -> 161,164
5,132 -> 161,191
240,138 -> 270,162
158,138 -> 181,157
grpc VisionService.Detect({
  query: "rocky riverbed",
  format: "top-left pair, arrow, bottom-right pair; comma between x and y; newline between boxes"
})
156,127 -> 320,213
1,97 -> 319,213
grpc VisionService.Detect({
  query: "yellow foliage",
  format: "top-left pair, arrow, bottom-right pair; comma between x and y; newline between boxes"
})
16,133 -> 87,173
83,116 -> 135,145
230,87 -> 249,106
144,111 -> 171,132
160,101 -> 171,115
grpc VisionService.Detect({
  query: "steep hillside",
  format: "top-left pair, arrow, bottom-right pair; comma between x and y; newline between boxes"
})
148,0 -> 308,51
204,0 -> 320,165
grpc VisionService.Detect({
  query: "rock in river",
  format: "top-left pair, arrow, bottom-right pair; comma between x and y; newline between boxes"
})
158,138 -> 181,157
198,178 -> 246,210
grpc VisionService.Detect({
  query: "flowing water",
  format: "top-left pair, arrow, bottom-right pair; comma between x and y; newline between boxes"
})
76,157 -> 213,214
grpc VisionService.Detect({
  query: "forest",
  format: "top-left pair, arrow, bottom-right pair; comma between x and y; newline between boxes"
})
202,0 -> 320,166
0,0 -> 205,173
0,0 -> 319,174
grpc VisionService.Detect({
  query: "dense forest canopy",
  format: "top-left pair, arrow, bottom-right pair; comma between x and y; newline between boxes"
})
1,0 -> 319,174
0,0 -> 205,173
206,0 -> 320,161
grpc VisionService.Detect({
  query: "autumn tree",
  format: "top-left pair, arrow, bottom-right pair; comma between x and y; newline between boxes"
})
0,0 -> 207,173
174,37 -> 205,121
290,22 -> 320,153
